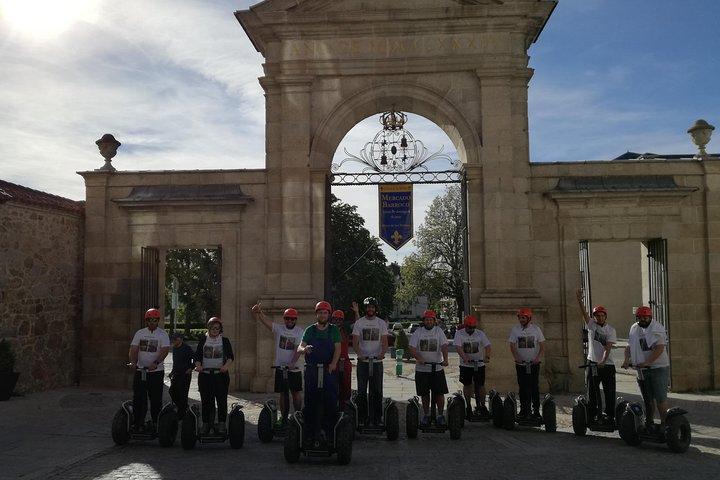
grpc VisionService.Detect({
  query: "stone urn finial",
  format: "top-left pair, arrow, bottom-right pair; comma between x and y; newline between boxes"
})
687,119 -> 715,160
95,133 -> 121,172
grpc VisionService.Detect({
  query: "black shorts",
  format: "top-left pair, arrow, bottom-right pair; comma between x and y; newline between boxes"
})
415,370 -> 449,396
459,365 -> 486,386
274,369 -> 302,393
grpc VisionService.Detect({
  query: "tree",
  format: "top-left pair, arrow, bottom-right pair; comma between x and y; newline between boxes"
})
164,249 -> 221,332
395,185 -> 465,314
329,194 -> 395,317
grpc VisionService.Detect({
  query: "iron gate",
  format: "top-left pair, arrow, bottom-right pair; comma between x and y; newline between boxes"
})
140,246 -> 160,328
647,238 -> 669,330
578,240 -> 592,359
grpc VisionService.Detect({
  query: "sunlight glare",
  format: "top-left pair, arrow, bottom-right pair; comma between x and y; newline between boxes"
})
0,0 -> 99,40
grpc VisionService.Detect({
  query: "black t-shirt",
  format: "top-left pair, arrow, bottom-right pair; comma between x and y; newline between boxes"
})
171,343 -> 195,375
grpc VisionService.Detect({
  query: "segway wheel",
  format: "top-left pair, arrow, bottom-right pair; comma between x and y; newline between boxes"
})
571,404 -> 587,436
158,410 -> 178,447
615,400 -> 628,429
448,401 -> 463,440
666,415 -> 691,453
406,403 -> 419,439
229,409 -> 245,449
111,408 -> 130,446
491,394 -> 504,428
619,410 -> 641,446
284,422 -> 301,463
343,405 -> 356,440
543,401 -> 557,433
385,403 -> 400,441
502,398 -> 515,430
336,419 -> 353,465
258,407 -> 274,443
181,414 -> 197,450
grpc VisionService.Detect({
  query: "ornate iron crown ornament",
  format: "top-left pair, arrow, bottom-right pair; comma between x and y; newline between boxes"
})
331,108 -> 459,174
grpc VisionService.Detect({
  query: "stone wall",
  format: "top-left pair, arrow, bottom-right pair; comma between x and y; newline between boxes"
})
0,198 -> 84,393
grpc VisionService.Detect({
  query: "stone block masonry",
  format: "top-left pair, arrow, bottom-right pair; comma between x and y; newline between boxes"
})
0,180 -> 84,393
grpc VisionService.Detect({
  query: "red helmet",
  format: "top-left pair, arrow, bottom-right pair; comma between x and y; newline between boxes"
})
464,315 -> 478,328
422,310 -> 436,319
207,317 -> 222,328
517,308 -> 533,319
283,308 -> 298,319
144,308 -> 161,320
592,306 -> 607,316
332,310 -> 344,319
635,306 -> 653,318
315,301 -> 332,313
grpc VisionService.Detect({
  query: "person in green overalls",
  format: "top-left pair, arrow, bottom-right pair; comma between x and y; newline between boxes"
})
296,301 -> 342,443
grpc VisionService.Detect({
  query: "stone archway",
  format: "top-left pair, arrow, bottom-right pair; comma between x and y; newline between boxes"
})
238,0 -> 558,390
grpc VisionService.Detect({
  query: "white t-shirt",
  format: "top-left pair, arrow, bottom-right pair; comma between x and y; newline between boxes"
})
201,335 -> 224,370
508,323 -> 545,363
453,328 -> 491,367
130,327 -> 170,370
586,319 -> 617,364
351,316 -> 388,358
628,320 -> 669,368
409,326 -> 448,372
272,323 -> 304,369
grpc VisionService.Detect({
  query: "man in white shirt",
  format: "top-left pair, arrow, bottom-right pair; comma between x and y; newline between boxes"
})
453,315 -> 491,418
508,308 -> 545,419
409,310 -> 449,426
128,308 -> 170,432
576,289 -> 618,424
252,302 -> 304,426
622,306 -> 671,427
352,297 -> 388,425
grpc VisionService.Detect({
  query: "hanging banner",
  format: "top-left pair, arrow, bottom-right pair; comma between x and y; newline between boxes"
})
379,183 -> 413,250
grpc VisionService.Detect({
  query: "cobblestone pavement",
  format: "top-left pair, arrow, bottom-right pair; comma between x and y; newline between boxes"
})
2,355 -> 718,480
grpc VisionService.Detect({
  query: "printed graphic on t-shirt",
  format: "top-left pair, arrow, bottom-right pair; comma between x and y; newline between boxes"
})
204,345 -> 223,359
419,339 -> 438,352
139,339 -> 158,352
279,335 -> 297,351
639,338 -> 651,351
593,330 -> 608,346
462,341 -> 480,354
517,336 -> 535,349
362,328 -> 380,342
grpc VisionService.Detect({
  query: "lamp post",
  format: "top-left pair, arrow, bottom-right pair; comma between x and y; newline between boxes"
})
688,119 -> 715,160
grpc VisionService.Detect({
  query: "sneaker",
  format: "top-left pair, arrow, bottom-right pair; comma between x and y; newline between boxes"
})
420,415 -> 431,427
476,405 -> 489,416
201,423 -> 212,435
274,418 -> 285,429
436,415 -> 447,426
216,423 -> 227,435
532,411 -> 542,421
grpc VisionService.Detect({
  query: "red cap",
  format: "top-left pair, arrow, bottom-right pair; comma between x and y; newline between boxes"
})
464,315 -> 478,328
592,306 -> 607,316
144,308 -> 161,319
517,308 -> 533,319
635,306 -> 652,318
332,310 -> 344,319
283,308 -> 298,319
315,301 -> 332,313
422,310 -> 437,319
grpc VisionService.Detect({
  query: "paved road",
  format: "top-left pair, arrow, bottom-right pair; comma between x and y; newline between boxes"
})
2,356 -> 718,480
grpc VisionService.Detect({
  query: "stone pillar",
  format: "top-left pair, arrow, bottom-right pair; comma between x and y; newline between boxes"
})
702,161 -> 720,389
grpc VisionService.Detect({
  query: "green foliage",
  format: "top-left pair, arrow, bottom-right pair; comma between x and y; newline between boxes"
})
164,249 -> 221,333
395,329 -> 409,353
0,339 -> 16,373
395,186 -> 465,313
329,194 -> 395,316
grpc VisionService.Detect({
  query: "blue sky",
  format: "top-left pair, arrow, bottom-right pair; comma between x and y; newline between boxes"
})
1,0 -> 718,264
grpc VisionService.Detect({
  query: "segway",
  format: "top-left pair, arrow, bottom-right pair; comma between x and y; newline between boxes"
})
406,362 -> 464,440
572,363 -> 628,436
284,364 -> 353,464
458,360 -> 492,423
498,362 -> 556,432
618,366 -> 691,453
112,367 -> 179,447
180,369 -> 245,449
258,366 -> 293,442
346,357 -> 399,440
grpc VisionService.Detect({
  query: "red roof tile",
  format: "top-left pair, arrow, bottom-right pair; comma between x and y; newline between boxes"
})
0,180 -> 84,215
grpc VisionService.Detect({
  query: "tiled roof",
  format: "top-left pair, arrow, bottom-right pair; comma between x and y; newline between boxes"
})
0,180 -> 84,214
